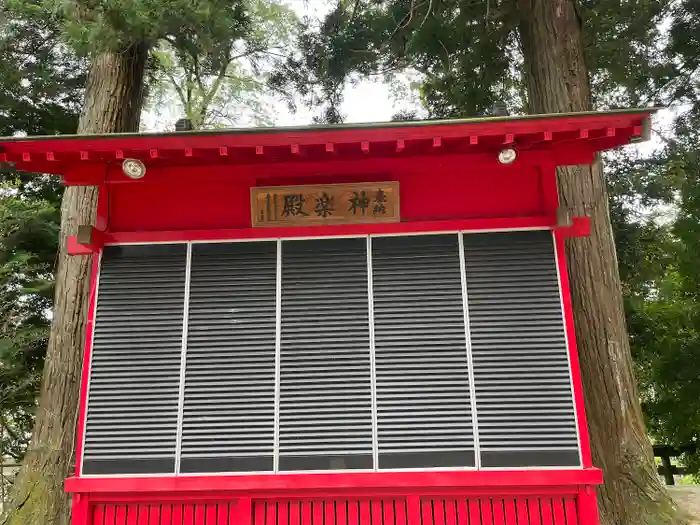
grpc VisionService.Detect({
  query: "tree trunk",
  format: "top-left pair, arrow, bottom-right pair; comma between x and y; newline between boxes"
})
516,2 -> 683,524
1,41 -> 149,525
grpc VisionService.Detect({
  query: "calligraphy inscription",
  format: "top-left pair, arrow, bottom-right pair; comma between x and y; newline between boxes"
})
251,182 -> 400,227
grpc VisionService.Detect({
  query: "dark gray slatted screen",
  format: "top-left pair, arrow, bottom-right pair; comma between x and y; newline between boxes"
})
279,238 -> 373,471
83,244 -> 186,474
180,242 -> 277,473
463,231 -> 580,467
372,234 -> 475,469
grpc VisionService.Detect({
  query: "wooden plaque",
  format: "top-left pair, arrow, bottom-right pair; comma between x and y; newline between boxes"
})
251,182 -> 400,227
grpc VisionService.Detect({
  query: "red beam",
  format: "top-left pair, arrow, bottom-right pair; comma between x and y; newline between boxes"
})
65,469 -> 603,494
100,216 -> 556,246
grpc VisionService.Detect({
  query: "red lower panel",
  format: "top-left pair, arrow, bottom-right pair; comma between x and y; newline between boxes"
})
87,497 -> 583,525
90,501 -> 238,525
424,497 -> 579,525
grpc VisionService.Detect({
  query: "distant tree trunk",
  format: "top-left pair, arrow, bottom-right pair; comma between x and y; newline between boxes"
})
516,2 -> 683,524
2,41 -> 149,525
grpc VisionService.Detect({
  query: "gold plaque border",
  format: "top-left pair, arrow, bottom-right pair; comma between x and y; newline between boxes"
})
251,181 -> 400,228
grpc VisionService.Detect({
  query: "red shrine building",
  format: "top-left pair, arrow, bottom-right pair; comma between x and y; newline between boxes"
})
1,108 -> 655,525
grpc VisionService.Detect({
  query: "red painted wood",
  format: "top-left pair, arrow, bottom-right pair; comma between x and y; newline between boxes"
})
267,500 -> 278,525
348,500 -> 359,525
1,111 -> 652,178
125,504 -> 138,525
172,504 -> 184,525
468,500 -> 481,525
150,504 -> 162,525
161,504 -> 173,525
312,501 -> 324,525
206,503 -> 219,525
421,500 -> 432,525
106,165 -> 547,233
563,499 -> 579,525
480,499 -> 493,525
238,498 -> 252,525
92,504 -> 105,525
71,494 -> 90,525
406,497 -> 420,525
503,499 -> 517,525
337,501 -> 348,525
539,499 -> 554,525
555,231 -> 594,467
528,498 -> 542,525
551,499 -> 566,524
371,500 -> 383,525
115,505 -> 127,525
183,504 -> 195,525
444,500 -> 457,525
104,504 -> 117,525
65,470 -> 602,495
289,501 -> 301,525
490,499 -> 505,525
433,500 -> 446,525
455,500 -> 468,525
103,216 -> 554,245
74,253 -> 100,474
279,501 -> 290,525
255,501 -> 267,525
359,500 -> 371,525
301,501 -> 313,525
576,488 -> 600,525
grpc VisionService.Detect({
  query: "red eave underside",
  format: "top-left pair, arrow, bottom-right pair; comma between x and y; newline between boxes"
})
0,111 -> 652,178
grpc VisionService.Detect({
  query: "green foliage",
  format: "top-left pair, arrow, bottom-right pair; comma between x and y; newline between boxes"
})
46,0 -> 250,58
0,0 -> 86,135
147,0 -> 298,128
0,177 -> 61,461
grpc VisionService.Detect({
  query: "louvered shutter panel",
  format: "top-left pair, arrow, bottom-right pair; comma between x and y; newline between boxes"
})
371,234 -> 475,469
83,245 -> 186,475
180,242 -> 277,473
463,231 -> 580,467
279,238 -> 373,471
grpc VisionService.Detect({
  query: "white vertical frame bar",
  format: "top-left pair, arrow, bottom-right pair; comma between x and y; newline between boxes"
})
366,235 -> 379,471
551,232 -> 584,467
458,232 -> 481,469
174,242 -> 193,474
78,249 -> 103,476
273,239 -> 283,472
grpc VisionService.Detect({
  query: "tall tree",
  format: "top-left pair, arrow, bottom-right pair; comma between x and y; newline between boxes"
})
270,1 -> 686,523
517,2 -> 678,523
2,1 -> 251,524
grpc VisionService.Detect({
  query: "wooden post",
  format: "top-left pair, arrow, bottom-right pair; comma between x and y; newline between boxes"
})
660,455 -> 675,486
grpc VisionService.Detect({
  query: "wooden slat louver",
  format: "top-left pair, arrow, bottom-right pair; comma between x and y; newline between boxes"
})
180,242 -> 278,473
83,244 -> 187,474
278,238 -> 373,471
462,231 -> 580,467
371,234 -> 475,468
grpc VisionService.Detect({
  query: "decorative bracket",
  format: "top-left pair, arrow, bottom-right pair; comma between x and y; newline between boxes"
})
556,215 -> 591,237
67,225 -> 105,255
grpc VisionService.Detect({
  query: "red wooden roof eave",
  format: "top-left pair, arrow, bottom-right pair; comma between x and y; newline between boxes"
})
0,109 -> 656,181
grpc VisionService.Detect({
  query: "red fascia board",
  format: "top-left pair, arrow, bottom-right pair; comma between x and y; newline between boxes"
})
1,112 -> 652,177
65,469 -> 603,494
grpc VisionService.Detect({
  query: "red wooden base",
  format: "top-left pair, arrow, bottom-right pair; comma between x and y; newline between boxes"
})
67,471 -> 602,525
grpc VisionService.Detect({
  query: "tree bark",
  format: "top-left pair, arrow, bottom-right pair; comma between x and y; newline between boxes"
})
1,41 -> 149,525
516,2 -> 683,524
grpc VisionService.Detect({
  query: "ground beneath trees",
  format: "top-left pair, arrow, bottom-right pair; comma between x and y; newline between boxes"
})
670,486 -> 700,523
